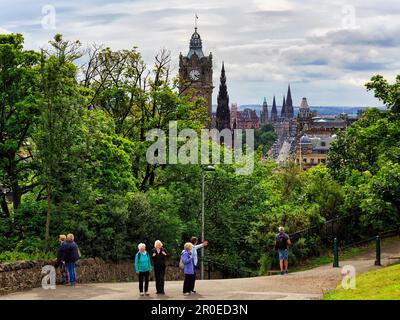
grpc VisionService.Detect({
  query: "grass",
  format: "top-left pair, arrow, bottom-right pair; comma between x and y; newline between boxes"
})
0,250 -> 56,263
324,262 -> 400,300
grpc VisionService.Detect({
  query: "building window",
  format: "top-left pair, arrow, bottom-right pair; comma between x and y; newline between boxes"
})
311,158 -> 314,164
321,141 -> 326,147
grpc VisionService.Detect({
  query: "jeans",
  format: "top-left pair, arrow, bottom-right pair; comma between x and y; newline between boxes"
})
183,274 -> 195,294
154,266 -> 166,293
139,271 -> 150,293
60,262 -> 69,284
66,262 -> 76,285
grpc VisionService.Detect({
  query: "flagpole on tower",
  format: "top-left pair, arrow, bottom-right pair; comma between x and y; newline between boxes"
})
195,13 -> 198,30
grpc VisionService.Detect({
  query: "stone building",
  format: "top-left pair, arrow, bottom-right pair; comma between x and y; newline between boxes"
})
230,104 -> 260,129
260,97 -> 269,124
179,26 -> 213,116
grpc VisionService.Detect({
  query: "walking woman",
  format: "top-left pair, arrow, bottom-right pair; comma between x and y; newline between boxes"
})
135,243 -> 152,296
181,242 -> 195,296
151,240 -> 169,294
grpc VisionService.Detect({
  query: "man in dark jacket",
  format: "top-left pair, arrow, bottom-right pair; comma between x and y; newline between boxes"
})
54,235 -> 69,285
62,234 -> 80,286
151,240 -> 169,294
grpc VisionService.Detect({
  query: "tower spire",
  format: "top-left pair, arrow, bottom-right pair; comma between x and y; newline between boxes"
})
281,95 -> 286,118
216,62 -> 230,131
286,84 -> 293,118
271,95 -> 277,122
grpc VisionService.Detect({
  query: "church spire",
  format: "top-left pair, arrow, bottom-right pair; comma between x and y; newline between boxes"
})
281,95 -> 286,118
286,84 -> 294,118
216,62 -> 230,131
271,95 -> 277,122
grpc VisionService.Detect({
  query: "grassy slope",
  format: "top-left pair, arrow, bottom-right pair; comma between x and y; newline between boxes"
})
324,263 -> 400,300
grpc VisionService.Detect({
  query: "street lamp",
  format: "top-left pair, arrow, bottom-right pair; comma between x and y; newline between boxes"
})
201,165 -> 215,280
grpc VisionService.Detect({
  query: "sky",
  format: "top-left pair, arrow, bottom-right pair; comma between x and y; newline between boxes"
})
1,0 -> 399,107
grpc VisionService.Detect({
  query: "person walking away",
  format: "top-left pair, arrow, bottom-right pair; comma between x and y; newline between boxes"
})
135,243 -> 152,296
54,234 -> 69,285
62,233 -> 80,286
151,240 -> 168,294
181,242 -> 195,296
190,236 -> 208,293
275,226 -> 291,275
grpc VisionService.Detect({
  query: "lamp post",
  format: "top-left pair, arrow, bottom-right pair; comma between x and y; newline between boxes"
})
201,165 -> 215,280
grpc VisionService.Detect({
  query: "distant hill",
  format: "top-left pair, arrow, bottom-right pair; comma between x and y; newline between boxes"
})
212,105 -> 386,116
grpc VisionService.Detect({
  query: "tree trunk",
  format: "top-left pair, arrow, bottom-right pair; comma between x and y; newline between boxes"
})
1,192 -> 9,217
45,184 -> 52,241
11,182 -> 21,210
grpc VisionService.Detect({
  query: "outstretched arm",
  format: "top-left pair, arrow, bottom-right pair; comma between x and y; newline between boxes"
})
194,241 -> 208,250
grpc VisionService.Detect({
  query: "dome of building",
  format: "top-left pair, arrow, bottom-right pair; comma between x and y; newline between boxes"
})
300,135 -> 312,144
187,28 -> 204,58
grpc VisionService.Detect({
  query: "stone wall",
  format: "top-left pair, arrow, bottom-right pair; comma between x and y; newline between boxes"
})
0,258 -> 222,295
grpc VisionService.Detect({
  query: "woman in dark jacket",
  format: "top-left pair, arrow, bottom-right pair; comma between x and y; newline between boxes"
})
151,240 -> 169,294
62,234 -> 80,286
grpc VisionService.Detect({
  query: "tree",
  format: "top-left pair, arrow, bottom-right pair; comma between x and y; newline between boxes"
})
0,34 -> 41,214
254,124 -> 277,155
34,34 -> 87,240
366,74 -> 400,115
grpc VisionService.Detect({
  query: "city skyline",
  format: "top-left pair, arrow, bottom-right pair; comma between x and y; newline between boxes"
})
1,0 -> 399,106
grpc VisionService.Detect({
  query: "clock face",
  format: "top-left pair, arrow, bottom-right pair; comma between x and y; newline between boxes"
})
189,69 -> 201,81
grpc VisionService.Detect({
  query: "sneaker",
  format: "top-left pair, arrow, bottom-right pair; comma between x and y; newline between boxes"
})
183,293 -> 190,296
191,291 -> 196,294
145,292 -> 150,296
140,292 -> 145,296
280,271 -> 284,275
285,269 -> 288,274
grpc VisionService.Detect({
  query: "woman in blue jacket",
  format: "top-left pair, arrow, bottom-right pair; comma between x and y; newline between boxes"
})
135,243 -> 152,296
181,242 -> 195,296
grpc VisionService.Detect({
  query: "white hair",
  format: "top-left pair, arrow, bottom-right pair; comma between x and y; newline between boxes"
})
279,226 -> 285,233
154,240 -> 163,248
138,243 -> 146,250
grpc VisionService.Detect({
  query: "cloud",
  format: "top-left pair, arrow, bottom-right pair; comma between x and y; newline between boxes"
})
0,0 -> 398,106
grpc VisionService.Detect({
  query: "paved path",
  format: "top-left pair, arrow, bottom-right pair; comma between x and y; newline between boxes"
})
2,240 -> 400,300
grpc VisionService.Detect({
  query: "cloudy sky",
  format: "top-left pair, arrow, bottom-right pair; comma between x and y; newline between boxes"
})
1,0 -> 399,107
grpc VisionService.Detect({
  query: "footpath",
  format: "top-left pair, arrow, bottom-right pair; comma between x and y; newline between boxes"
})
2,239 -> 400,300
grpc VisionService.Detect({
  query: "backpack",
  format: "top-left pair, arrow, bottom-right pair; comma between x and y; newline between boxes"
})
276,233 -> 288,250
179,252 -> 184,270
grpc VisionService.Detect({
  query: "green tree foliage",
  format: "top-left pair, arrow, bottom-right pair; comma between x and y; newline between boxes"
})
254,123 -> 277,155
34,34 -> 88,240
328,74 -> 400,235
0,34 -> 41,214
1,32 -> 399,279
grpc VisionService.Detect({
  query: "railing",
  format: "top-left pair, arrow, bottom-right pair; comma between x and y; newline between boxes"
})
340,228 -> 400,250
199,257 -> 256,279
332,228 -> 400,267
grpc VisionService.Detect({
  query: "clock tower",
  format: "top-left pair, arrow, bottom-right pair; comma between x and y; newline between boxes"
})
179,26 -> 213,116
